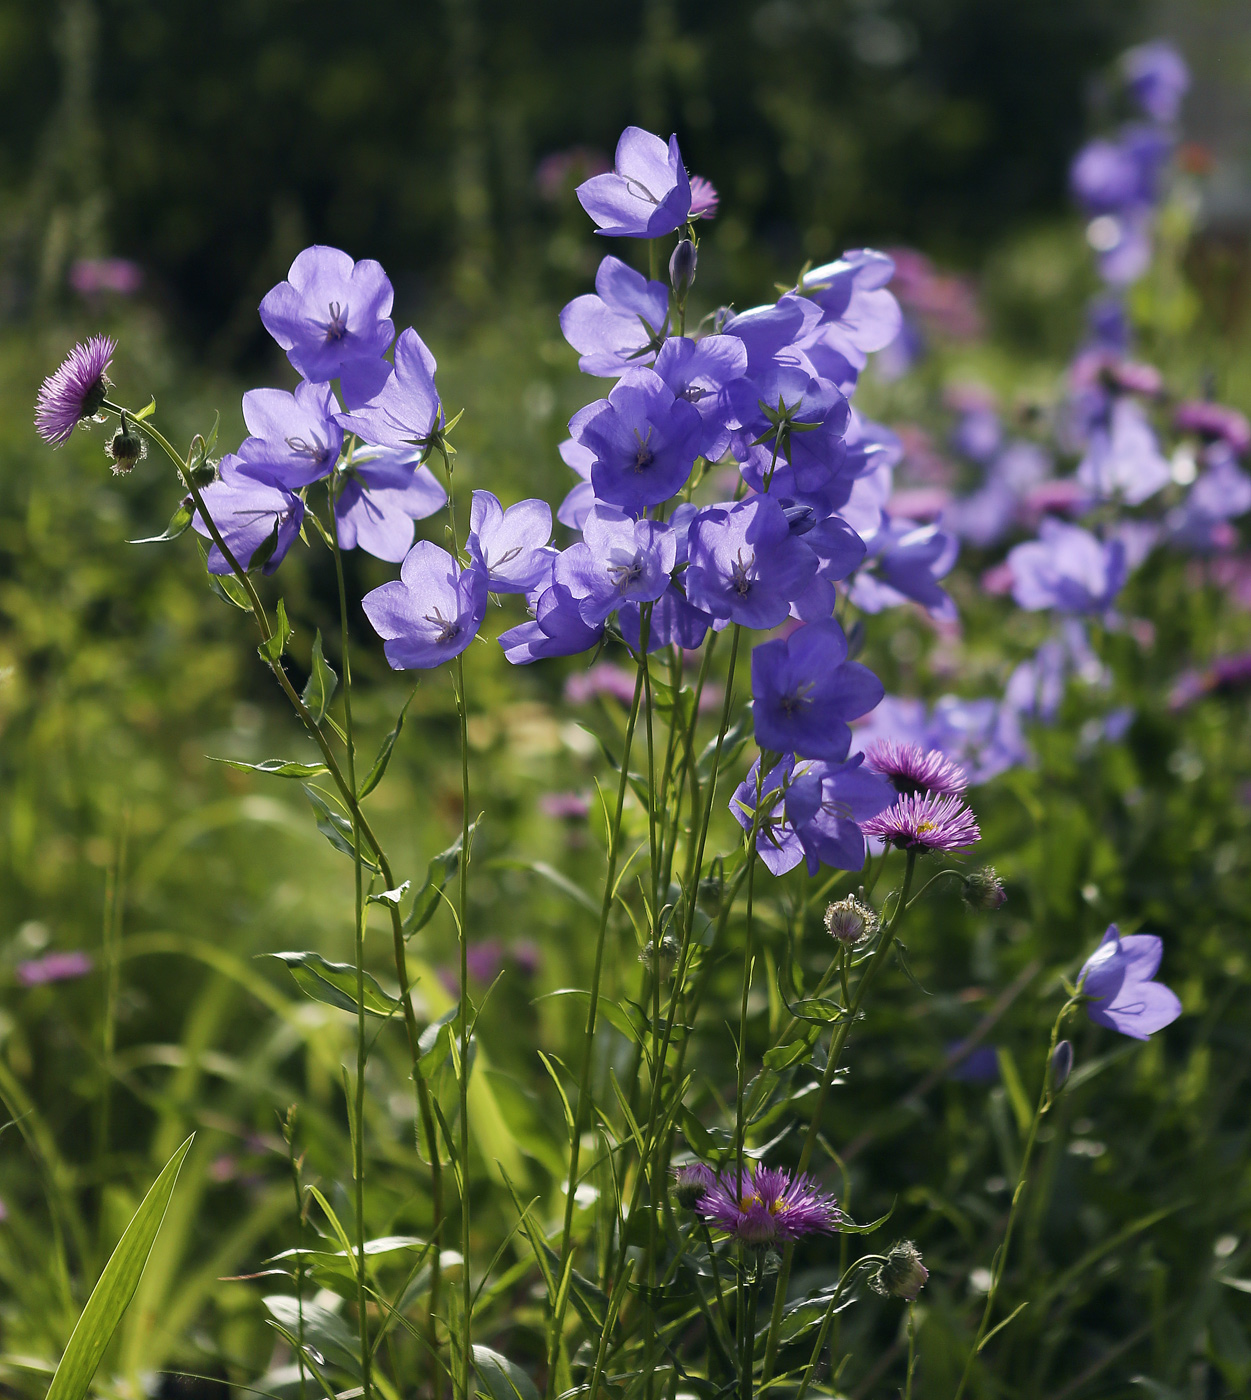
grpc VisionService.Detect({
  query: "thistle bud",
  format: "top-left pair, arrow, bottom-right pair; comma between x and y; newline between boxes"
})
963,866 -> 1007,911
871,1240 -> 929,1301
824,895 -> 878,946
1051,1039 -> 1074,1090
672,1161 -> 715,1209
669,238 -> 697,299
106,418 -> 145,475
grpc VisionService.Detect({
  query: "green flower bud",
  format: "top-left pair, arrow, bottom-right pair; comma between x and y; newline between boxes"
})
871,1240 -> 929,1301
824,895 -> 878,946
106,419 -> 146,475
669,238 -> 697,298
963,866 -> 1006,911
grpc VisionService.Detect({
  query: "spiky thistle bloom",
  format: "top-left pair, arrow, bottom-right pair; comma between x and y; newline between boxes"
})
35,335 -> 116,446
689,175 -> 719,219
672,1161 -> 716,1209
700,1164 -> 839,1246
861,791 -> 981,853
865,739 -> 968,796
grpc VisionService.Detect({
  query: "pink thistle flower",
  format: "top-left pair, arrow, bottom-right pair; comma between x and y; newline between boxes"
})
865,739 -> 968,796
700,1164 -> 840,1245
861,791 -> 980,853
688,175 -> 719,220
35,335 -> 116,446
15,951 -> 94,986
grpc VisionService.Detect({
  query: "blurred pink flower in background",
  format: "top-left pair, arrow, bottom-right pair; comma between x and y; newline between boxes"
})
69,258 -> 143,296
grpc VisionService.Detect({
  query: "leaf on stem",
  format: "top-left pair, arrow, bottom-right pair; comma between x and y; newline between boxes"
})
302,631 -> 339,725
269,950 -> 399,1018
210,757 -> 329,779
472,1345 -> 541,1400
258,598 -> 293,664
402,820 -> 480,938
357,686 -> 417,799
128,502 -> 193,545
196,539 -> 250,610
302,785 -> 378,870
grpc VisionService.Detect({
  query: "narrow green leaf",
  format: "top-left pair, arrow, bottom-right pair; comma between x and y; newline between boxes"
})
132,397 -> 157,422
472,1345 -> 540,1400
536,988 -> 644,1044
210,757 -> 328,779
368,881 -> 410,909
248,517 -> 283,574
269,950 -> 399,1018
129,502 -> 192,545
490,858 -> 599,915
263,1295 -> 360,1376
303,785 -> 378,871
403,820 -> 479,937
678,1105 -> 714,1156
763,1040 -> 810,1071
44,1135 -> 193,1400
358,687 -> 417,799
302,631 -> 339,725
978,1300 -> 1029,1352
258,598 -> 293,664
789,998 -> 847,1025
996,1047 -> 1033,1135
196,539 -> 250,610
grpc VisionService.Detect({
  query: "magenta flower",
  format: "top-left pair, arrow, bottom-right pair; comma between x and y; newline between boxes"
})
15,951 -> 94,987
861,791 -> 980,853
700,1164 -> 840,1246
865,739 -> 968,796
672,1161 -> 717,1208
35,335 -> 116,446
1079,925 -> 1182,1040
576,126 -> 692,238
688,175 -> 719,220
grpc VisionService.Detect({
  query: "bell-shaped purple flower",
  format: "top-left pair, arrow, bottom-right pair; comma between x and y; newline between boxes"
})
237,380 -> 344,488
259,246 -> 394,402
752,619 -> 884,761
467,491 -> 555,594
1077,397 -> 1170,505
336,328 -> 441,452
1079,924 -> 1181,1040
576,126 -> 692,238
850,518 -> 959,620
361,541 -> 487,670
573,368 -> 703,513
1008,519 -> 1127,614
686,496 -> 819,630
556,438 -> 596,531
193,455 -> 305,576
556,509 -> 677,625
798,249 -> 903,369
1123,41 -> 1189,125
335,448 -> 447,563
499,582 -> 604,664
560,257 -> 669,377
653,333 -> 750,461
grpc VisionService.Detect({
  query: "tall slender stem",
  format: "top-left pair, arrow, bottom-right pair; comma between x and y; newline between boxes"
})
734,766 -> 767,1187
547,657 -> 647,1399
330,496 -> 373,1400
953,995 -> 1078,1400
453,653 -> 473,1400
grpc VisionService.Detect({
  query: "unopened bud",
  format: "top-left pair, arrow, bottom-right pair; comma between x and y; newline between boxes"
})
824,895 -> 878,946
669,238 -> 697,298
963,866 -> 1007,911
1051,1039 -> 1073,1090
871,1240 -> 929,1300
106,419 -> 145,475
698,869 -> 724,913
672,1161 -> 715,1209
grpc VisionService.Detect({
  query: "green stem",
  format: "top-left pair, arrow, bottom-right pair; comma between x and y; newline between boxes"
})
734,768 -> 767,1186
546,655 -> 647,1399
761,850 -> 918,1382
453,652 -> 473,1400
905,1302 -> 918,1400
953,994 -> 1079,1400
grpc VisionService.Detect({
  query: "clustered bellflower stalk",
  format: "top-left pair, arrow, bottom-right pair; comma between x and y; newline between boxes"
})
34,41 -> 1196,1400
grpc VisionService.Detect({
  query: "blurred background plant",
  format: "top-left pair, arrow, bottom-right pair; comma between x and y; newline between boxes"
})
1,3 -> 1250,1399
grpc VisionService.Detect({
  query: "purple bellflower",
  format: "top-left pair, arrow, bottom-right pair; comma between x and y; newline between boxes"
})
193,455 -> 304,576
573,368 -> 703,513
556,508 -> 676,625
467,491 -> 555,594
850,518 -> 958,620
1008,519 -> 1127,615
498,582 -> 604,664
237,380 -> 344,488
751,619 -> 884,761
653,333 -> 750,461
576,127 -> 692,238
35,334 -> 115,445
1168,449 -> 1251,551
361,541 -> 488,670
560,257 -> 669,376
700,1164 -> 840,1246
685,496 -> 819,630
1079,924 -> 1182,1040
335,448 -> 447,563
861,791 -> 981,854
1077,397 -> 1170,504
336,328 -> 441,452
556,438 -> 596,531
798,249 -> 903,371
259,246 -> 394,404
1123,41 -> 1189,124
